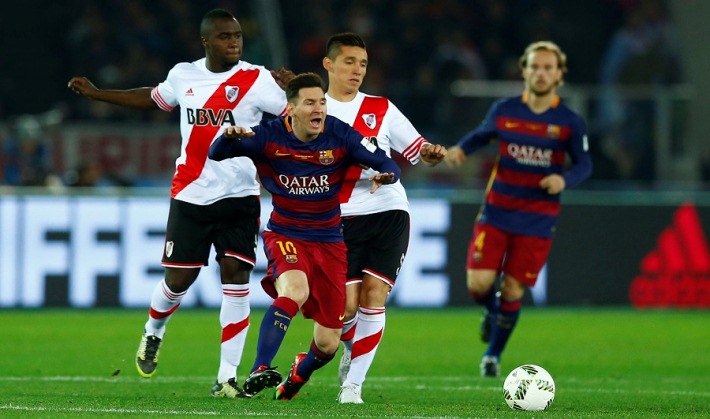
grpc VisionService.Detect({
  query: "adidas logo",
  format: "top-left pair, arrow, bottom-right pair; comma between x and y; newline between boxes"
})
629,203 -> 710,308
185,88 -> 194,96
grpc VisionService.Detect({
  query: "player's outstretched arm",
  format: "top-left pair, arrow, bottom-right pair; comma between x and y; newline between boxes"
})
270,66 -> 296,90
209,126 -> 256,161
67,77 -> 158,110
419,143 -> 447,166
445,146 -> 467,167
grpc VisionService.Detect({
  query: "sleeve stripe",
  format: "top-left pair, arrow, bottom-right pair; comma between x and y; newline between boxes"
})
150,87 -> 175,111
401,137 -> 428,161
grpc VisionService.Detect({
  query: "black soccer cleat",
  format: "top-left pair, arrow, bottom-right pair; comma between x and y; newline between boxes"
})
243,365 -> 282,397
136,333 -> 162,378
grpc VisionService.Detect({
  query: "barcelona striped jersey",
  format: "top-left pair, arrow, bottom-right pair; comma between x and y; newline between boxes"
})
456,94 -> 592,238
209,116 -> 401,242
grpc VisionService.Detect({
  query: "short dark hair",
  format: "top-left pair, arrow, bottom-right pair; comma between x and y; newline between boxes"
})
200,9 -> 235,38
325,32 -> 366,60
286,73 -> 326,103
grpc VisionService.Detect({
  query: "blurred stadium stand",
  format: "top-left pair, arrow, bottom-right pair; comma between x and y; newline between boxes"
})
1,0 -> 709,189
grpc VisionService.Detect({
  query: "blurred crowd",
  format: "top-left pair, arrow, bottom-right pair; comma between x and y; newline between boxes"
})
0,0 -> 683,188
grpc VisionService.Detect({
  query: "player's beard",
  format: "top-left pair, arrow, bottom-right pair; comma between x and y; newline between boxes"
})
529,82 -> 555,97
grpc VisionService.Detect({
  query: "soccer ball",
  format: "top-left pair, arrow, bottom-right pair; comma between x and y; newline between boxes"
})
503,364 -> 556,411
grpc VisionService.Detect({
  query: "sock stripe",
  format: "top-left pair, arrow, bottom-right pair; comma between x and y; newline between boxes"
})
221,316 -> 249,343
149,303 -> 180,320
352,328 -> 383,359
273,296 -> 299,317
359,306 -> 385,316
500,298 -> 522,311
161,282 -> 186,300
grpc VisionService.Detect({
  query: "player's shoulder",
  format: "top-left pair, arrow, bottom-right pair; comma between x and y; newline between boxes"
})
165,59 -> 206,81
325,115 -> 361,141
257,116 -> 287,131
556,99 -> 582,116
360,91 -> 393,107
235,60 -> 269,73
555,99 -> 585,125
497,95 -> 522,108
325,115 -> 353,131
173,57 -> 207,71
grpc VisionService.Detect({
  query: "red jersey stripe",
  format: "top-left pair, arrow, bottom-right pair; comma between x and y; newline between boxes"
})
339,96 -> 389,203
495,166 -> 545,188
496,116 -> 572,140
171,69 -> 259,197
486,189 -> 561,216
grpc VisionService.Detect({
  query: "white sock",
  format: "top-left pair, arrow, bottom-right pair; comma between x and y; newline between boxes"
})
347,306 -> 385,386
217,284 -> 250,383
144,279 -> 185,339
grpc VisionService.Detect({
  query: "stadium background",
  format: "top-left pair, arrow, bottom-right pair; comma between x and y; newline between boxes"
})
1,0 -> 709,309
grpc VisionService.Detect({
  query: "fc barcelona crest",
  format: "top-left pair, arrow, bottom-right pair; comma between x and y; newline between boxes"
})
362,113 -> 377,130
319,149 -> 335,165
547,124 -> 561,139
285,254 -> 298,263
225,86 -> 240,103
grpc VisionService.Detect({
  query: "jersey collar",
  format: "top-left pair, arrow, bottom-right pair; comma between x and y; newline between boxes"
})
522,91 -> 560,108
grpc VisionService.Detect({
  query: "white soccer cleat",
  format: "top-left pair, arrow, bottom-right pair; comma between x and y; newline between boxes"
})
338,381 -> 364,404
338,347 -> 351,384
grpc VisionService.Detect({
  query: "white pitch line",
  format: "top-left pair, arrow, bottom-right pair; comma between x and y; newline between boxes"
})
0,404 -> 475,419
0,375 -> 707,398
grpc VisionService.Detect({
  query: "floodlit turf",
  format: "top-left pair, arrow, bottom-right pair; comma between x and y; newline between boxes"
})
0,307 -> 708,418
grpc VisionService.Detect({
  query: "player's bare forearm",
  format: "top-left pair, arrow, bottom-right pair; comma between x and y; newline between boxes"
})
67,77 -> 157,110
420,143 -> 447,166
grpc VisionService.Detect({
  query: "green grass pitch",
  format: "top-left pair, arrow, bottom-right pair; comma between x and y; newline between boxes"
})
0,307 -> 708,418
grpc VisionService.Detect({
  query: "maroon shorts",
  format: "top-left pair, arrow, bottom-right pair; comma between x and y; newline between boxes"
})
261,231 -> 347,329
466,223 -> 552,287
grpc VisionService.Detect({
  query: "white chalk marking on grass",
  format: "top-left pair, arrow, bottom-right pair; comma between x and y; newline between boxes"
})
1,375 -> 708,398
0,404 -> 221,416
0,404 -> 470,419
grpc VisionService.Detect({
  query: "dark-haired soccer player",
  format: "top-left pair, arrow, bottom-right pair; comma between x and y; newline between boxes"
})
208,72 -> 401,400
322,32 -> 447,404
446,41 -> 592,377
68,9 -> 293,397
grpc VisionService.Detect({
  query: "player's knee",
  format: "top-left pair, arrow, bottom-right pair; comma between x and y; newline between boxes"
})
218,257 -> 251,284
500,277 -> 526,300
343,301 -> 358,320
466,272 -> 494,294
360,284 -> 389,307
164,268 -> 199,293
314,332 -> 341,355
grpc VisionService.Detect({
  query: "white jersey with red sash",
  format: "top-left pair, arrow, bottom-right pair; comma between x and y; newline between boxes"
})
326,92 -> 428,216
151,58 -> 287,205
